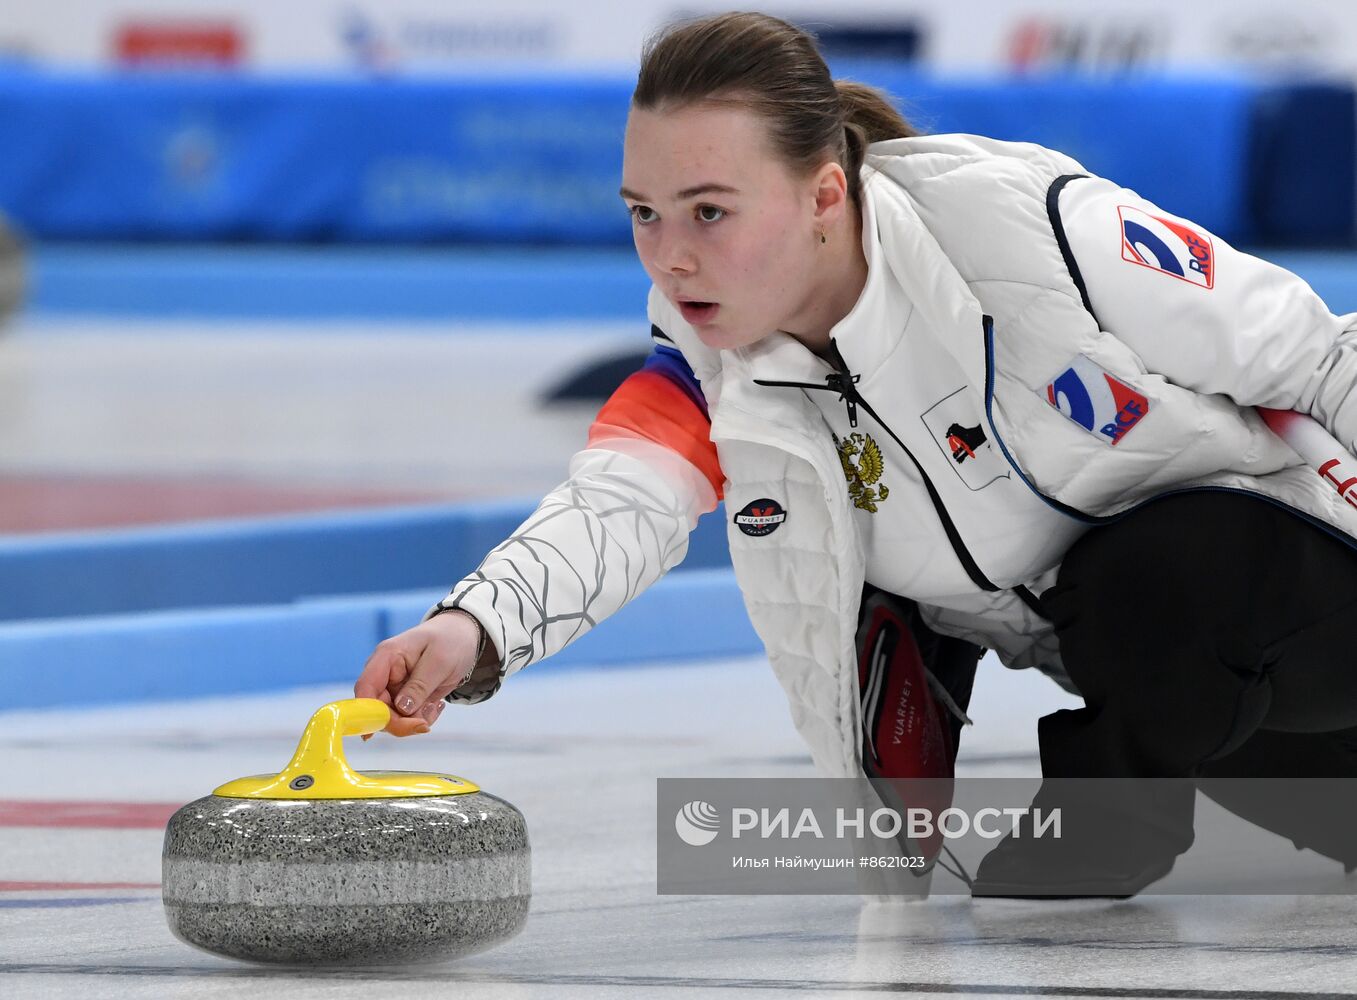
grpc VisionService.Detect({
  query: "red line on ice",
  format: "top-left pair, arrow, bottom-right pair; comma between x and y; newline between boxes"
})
0,473 -> 448,533
0,800 -> 183,829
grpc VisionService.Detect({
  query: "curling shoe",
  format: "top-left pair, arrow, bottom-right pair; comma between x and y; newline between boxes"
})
970,780 -> 1193,900
970,829 -> 1178,899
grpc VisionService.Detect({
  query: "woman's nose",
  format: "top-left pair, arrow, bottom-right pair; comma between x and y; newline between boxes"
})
654,232 -> 697,275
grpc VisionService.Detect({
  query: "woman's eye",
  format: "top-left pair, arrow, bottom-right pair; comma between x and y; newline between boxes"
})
631,205 -> 658,225
697,205 -> 726,223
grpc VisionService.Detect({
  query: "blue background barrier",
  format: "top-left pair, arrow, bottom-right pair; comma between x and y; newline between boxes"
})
1,69 -> 1352,247
0,500 -> 735,623
848,69 -> 1262,243
1246,83 -> 1357,245
27,243 -> 649,321
0,72 -> 633,244
25,244 -> 1357,320
0,501 -> 750,709
0,570 -> 758,711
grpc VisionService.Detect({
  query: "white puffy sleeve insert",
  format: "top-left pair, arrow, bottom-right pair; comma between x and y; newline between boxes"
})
429,438 -> 711,704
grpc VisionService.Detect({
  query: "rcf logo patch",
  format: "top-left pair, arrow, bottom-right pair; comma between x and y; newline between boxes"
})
1118,205 -> 1214,289
733,498 -> 786,536
920,387 -> 1010,491
1044,355 -> 1150,446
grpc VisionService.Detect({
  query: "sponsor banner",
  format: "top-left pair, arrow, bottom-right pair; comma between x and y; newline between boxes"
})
658,777 -> 1357,895
0,0 -> 647,73
927,0 -> 1357,78
3,1 -> 1357,78
114,22 -> 246,68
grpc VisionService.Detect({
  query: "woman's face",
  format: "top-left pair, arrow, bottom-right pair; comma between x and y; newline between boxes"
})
621,102 -> 825,351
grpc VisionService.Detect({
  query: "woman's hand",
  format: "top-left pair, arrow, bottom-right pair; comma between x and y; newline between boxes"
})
353,611 -> 485,737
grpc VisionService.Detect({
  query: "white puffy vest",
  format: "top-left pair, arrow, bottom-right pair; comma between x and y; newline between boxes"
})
650,134 -> 1357,779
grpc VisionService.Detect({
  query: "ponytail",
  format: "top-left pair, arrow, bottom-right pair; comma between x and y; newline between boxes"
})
835,79 -> 919,201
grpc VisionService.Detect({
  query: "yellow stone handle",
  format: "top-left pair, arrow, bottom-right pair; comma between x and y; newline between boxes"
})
282,697 -> 392,780
212,698 -> 479,800
316,697 -> 392,740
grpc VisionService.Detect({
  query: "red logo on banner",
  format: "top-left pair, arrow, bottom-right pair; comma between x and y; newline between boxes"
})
115,22 -> 245,67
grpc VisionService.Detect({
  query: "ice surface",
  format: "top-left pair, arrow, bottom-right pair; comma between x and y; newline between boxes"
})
3,653 -> 1353,999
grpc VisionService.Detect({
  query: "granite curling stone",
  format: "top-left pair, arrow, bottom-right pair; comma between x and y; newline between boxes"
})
162,698 -> 530,966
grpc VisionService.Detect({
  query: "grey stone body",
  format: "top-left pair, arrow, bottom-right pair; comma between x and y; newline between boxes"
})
162,789 -> 530,966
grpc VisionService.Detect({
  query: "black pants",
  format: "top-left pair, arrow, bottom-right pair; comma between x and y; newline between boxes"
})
1040,491 -> 1357,864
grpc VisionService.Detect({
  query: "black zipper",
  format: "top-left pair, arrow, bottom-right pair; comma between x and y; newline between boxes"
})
824,370 -> 862,427
754,336 -> 1023,607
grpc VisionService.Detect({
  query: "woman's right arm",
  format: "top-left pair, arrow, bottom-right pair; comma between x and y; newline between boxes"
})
355,335 -> 724,734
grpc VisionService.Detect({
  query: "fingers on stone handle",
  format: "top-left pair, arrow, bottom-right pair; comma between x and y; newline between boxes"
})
393,651 -> 453,717
354,640 -> 407,699
405,670 -> 462,728
385,714 -> 432,738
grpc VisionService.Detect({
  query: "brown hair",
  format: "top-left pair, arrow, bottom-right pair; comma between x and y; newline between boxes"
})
632,12 -> 918,206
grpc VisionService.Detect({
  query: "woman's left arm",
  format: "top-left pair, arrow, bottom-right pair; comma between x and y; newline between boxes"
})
1054,175 -> 1357,449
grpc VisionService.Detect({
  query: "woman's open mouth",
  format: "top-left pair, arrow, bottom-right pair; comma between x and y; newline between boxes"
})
678,300 -> 719,325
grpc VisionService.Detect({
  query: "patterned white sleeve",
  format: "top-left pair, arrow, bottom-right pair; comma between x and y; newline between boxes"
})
428,439 -> 708,704
1058,176 -> 1357,451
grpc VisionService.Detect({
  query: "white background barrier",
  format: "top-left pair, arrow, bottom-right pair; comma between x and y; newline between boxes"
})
3,0 -> 1357,78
